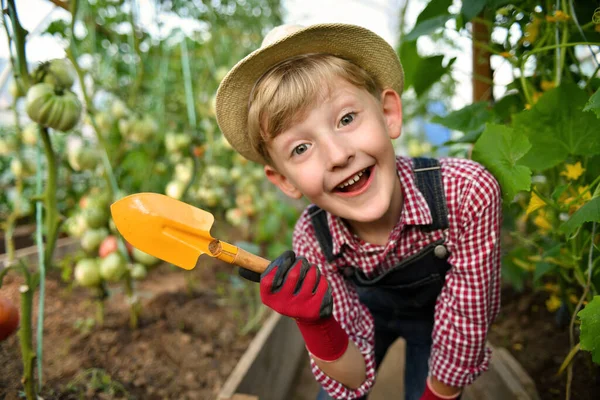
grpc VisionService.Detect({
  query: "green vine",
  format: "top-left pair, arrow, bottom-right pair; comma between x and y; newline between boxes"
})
66,0 -> 141,328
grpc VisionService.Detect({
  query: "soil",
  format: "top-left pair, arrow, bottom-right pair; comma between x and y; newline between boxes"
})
2,232 -> 600,400
0,256 -> 261,400
487,286 -> 600,400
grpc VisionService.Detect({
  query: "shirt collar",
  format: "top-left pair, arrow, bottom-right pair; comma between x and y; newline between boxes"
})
328,156 -> 433,255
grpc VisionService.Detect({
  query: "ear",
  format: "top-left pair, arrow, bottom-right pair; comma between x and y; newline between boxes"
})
380,89 -> 403,140
264,165 -> 303,199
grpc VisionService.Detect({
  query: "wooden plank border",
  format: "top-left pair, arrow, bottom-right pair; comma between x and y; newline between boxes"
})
218,312 -> 305,400
0,236 -> 80,269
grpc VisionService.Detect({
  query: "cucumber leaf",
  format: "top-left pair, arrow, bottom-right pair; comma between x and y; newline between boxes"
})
472,123 -> 532,202
578,296 -> 600,364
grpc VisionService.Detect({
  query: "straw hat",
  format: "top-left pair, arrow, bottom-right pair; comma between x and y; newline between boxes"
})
215,23 -> 404,165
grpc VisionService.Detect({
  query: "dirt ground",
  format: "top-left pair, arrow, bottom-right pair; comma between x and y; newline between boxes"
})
288,285 -> 600,400
0,258 -> 260,400
487,286 -> 600,400
1,246 -> 599,399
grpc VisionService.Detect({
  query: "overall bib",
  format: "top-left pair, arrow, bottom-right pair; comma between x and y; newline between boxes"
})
312,158 -> 452,400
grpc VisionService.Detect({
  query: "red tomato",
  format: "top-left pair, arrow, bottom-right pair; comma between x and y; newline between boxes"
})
98,235 -> 118,258
0,296 -> 19,341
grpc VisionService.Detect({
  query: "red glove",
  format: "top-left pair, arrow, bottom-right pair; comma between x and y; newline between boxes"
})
420,377 -> 461,400
259,250 -> 349,361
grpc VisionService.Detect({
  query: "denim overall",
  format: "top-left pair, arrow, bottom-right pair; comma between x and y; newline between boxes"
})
312,158 -> 452,400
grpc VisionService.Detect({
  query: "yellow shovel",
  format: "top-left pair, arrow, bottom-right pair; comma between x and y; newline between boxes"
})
110,192 -> 270,273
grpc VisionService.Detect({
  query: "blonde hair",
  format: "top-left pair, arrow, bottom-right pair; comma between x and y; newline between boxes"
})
247,54 -> 382,165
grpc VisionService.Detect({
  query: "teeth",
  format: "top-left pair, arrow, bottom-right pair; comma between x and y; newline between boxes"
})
338,169 -> 366,189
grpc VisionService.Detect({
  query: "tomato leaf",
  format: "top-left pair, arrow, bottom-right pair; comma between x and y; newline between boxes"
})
577,296 -> 600,364
560,197 -> 600,236
583,90 -> 600,119
472,123 -> 532,202
513,84 -> 600,171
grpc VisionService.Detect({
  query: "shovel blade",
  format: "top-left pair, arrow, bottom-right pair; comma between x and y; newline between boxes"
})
110,193 -> 216,270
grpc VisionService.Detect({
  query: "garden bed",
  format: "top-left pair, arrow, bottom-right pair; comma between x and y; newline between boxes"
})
1,239 -> 599,400
487,286 -> 600,400
0,240 -> 260,400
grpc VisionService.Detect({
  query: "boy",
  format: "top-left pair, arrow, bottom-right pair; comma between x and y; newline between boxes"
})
215,23 -> 502,400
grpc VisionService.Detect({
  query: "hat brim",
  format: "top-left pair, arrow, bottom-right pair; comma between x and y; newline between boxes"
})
215,23 -> 404,165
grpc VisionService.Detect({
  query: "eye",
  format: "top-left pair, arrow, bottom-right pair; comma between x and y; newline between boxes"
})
339,112 -> 356,127
292,143 -> 311,156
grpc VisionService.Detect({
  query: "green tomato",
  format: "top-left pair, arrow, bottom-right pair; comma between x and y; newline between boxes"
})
165,180 -> 185,200
10,157 -> 35,178
118,118 -> 132,136
165,132 -> 191,153
77,148 -> 99,171
174,159 -> 194,183
74,258 -> 102,287
111,99 -> 129,120
81,227 -> 108,253
64,214 -> 88,238
100,252 -> 127,282
0,134 -> 18,156
108,218 -> 118,234
95,112 -> 114,135
132,247 -> 159,267
9,79 -> 25,98
25,83 -> 82,132
130,263 -> 147,280
35,58 -> 76,89
83,207 -> 108,229
87,191 -> 111,210
67,146 -> 99,172
225,208 -> 245,227
130,115 -> 158,143
22,124 -> 38,146
214,66 -> 230,82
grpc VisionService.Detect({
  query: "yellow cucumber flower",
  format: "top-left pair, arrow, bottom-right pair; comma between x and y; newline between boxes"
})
560,162 -> 585,181
561,185 -> 592,214
546,295 -> 562,312
526,192 -> 546,216
541,80 -> 556,91
546,10 -> 571,23
533,210 -> 552,232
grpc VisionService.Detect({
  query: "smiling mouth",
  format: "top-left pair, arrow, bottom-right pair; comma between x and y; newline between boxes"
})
335,166 -> 373,193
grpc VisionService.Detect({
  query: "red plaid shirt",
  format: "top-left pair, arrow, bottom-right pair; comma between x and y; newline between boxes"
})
292,156 -> 502,399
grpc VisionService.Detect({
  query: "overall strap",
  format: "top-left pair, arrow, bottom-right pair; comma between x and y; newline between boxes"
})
309,158 -> 449,261
412,157 -> 449,231
308,205 -> 338,263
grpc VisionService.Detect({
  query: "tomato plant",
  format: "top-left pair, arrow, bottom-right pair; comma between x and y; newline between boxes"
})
2,0 -> 286,397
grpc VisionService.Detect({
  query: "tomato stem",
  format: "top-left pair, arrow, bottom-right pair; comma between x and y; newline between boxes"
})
4,0 -> 31,89
4,178 -> 23,265
17,271 -> 36,400
39,127 -> 61,269
124,275 -> 139,329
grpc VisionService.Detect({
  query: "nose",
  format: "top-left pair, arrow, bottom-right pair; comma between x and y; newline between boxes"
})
322,133 -> 354,171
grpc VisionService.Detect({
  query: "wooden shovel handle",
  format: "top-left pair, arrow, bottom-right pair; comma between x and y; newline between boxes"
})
208,240 -> 271,274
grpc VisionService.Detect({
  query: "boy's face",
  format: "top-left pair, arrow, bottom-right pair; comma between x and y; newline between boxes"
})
264,77 -> 403,228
